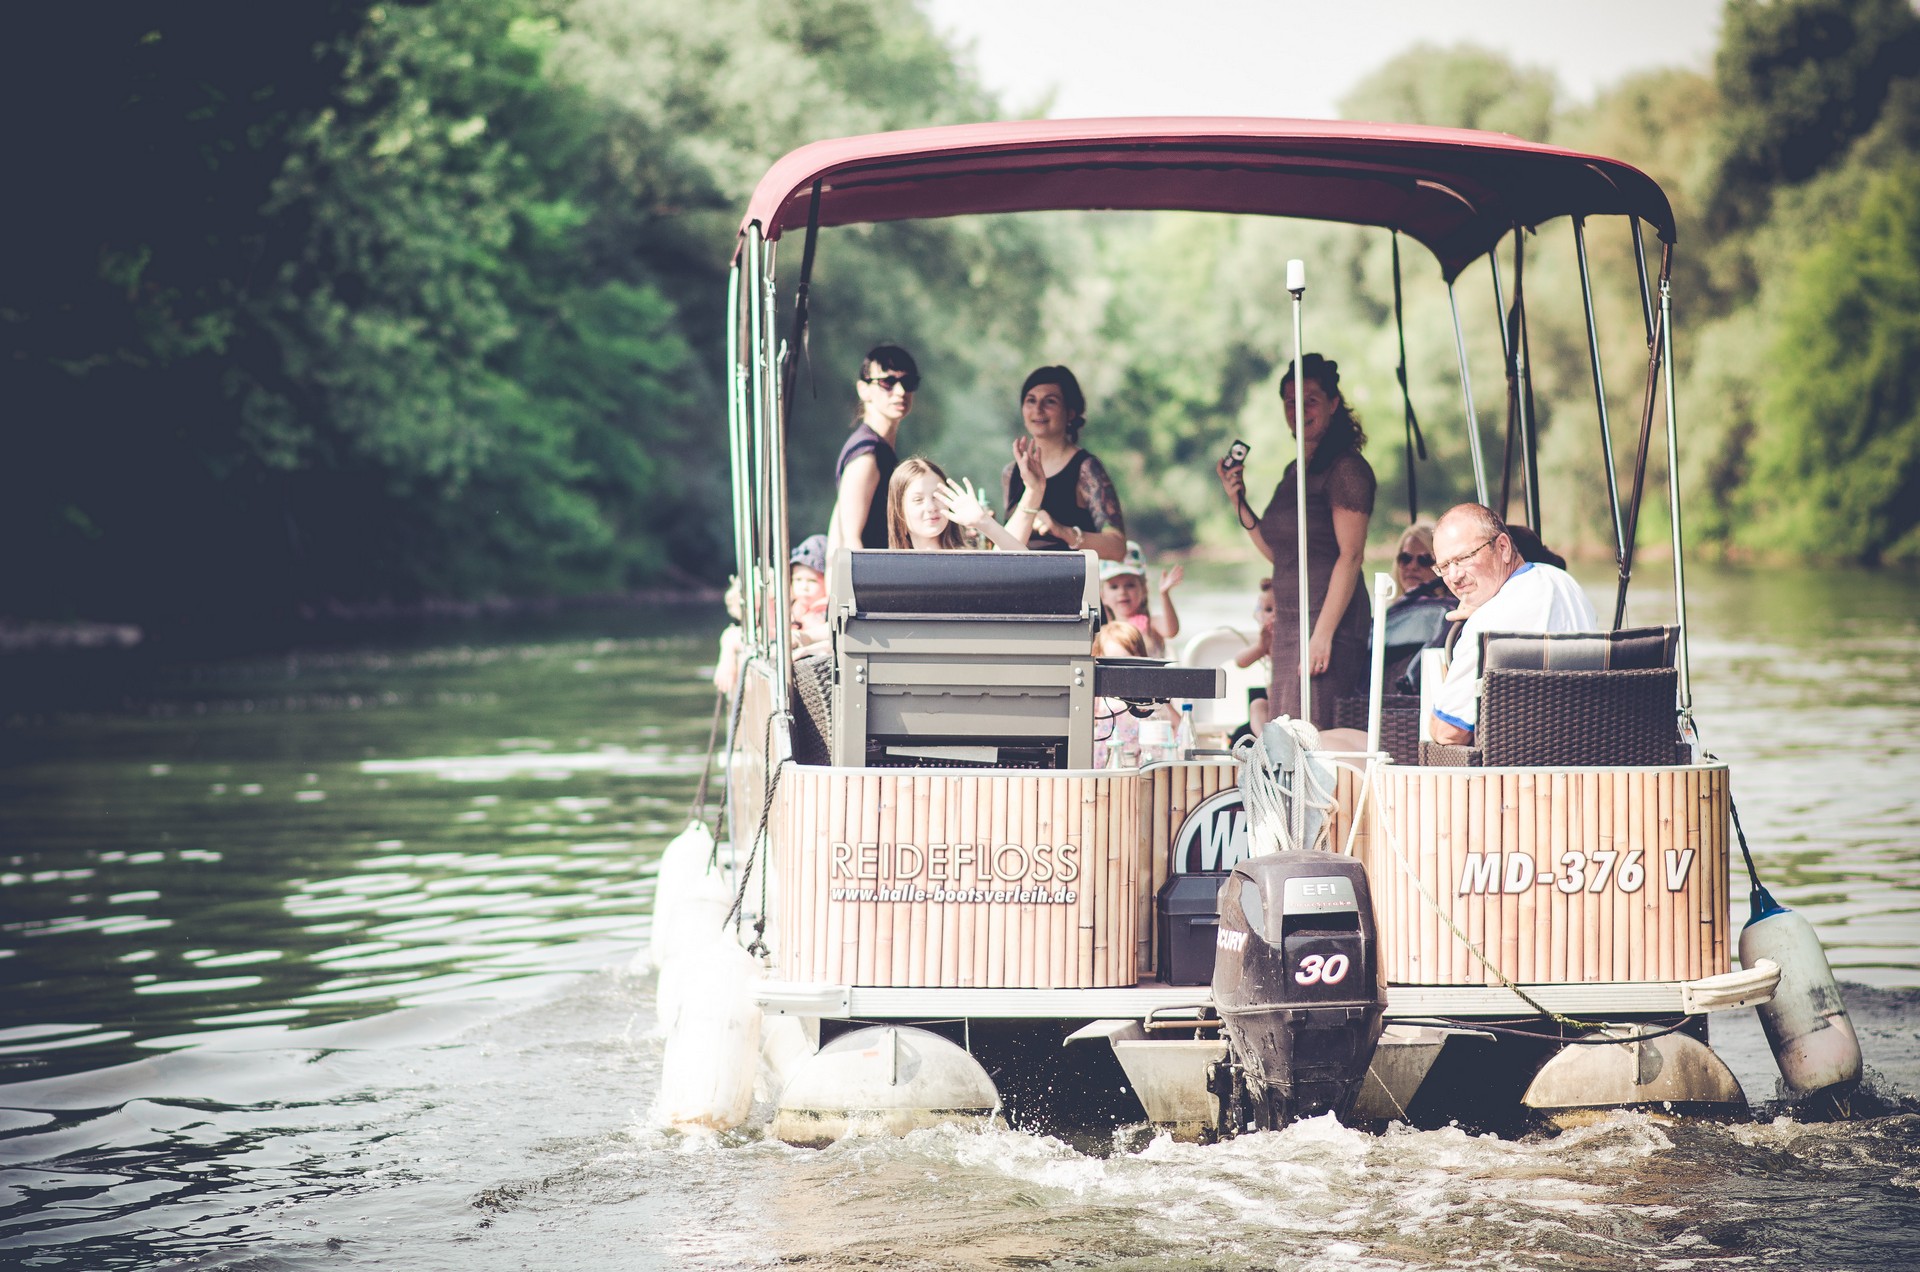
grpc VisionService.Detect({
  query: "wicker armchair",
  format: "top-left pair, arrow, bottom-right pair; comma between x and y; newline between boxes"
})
1332,693 -> 1421,764
790,651 -> 835,766
1419,625 -> 1684,767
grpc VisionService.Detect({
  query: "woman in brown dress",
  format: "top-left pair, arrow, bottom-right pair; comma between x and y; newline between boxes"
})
1215,354 -> 1375,730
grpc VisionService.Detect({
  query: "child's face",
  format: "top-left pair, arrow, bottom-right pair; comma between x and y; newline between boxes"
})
1254,589 -> 1275,624
1102,573 -> 1145,615
790,564 -> 825,606
903,473 -> 950,542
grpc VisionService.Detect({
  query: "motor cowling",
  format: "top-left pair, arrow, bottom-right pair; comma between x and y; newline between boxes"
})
1210,850 -> 1386,1132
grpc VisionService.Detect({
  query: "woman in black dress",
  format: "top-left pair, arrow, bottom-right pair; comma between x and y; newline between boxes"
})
1215,354 -> 1376,730
999,366 -> 1127,561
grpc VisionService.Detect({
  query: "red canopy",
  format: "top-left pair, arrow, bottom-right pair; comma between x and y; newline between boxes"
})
736,118 -> 1675,281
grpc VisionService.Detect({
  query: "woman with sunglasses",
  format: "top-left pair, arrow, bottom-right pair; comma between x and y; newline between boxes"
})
830,345 -> 921,554
1000,366 -> 1128,561
1381,520 -> 1455,688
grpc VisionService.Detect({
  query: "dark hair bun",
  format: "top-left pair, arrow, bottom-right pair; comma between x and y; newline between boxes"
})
1281,353 -> 1339,393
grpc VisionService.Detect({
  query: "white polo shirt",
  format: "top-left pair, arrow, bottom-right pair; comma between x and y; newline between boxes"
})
1433,563 -> 1599,734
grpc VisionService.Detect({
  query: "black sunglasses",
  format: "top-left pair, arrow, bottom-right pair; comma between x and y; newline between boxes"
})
863,373 -> 920,393
1397,551 -> 1435,567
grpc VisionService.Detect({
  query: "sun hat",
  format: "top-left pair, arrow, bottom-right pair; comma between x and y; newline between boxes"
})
789,533 -> 829,576
1099,540 -> 1147,582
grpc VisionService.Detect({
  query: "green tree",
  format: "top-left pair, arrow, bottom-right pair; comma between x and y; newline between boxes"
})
2,3 -> 374,625
1710,0 -> 1920,230
1338,42 -> 1558,142
242,0 -> 698,599
1733,166 -> 1920,562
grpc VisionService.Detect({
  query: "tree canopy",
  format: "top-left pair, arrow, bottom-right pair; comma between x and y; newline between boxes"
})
5,0 -> 1916,638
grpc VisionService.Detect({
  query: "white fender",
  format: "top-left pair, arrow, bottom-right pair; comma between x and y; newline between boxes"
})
654,935 -> 762,1131
1739,903 -> 1862,1099
642,822 -> 730,973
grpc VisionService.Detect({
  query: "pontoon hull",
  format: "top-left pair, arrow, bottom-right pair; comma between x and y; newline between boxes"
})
731,665 -> 1759,1132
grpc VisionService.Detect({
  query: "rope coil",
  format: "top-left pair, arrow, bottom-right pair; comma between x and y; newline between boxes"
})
1234,718 -> 1338,855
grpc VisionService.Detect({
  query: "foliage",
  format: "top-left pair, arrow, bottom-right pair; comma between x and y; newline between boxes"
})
6,0 -> 1918,633
1709,0 -> 1920,231
1733,167 -> 1920,563
1,0 -> 1039,629
1337,42 -> 1558,142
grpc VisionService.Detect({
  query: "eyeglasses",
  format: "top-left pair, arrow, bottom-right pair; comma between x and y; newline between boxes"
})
1396,551 -> 1434,568
1433,535 -> 1500,576
863,373 -> 919,393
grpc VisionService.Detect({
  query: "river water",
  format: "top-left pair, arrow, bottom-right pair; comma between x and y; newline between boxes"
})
3,565 -> 1916,1270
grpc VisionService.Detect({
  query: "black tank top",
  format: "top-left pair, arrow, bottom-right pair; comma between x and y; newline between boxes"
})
835,424 -> 897,550
1008,449 -> 1095,550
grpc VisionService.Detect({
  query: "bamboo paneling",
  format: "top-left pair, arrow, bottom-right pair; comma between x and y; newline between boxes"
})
774,766 -> 1147,987
763,749 -> 1728,992
1362,765 -> 1731,986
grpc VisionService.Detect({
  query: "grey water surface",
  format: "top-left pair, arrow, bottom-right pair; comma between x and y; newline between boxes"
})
2,565 -> 1917,1270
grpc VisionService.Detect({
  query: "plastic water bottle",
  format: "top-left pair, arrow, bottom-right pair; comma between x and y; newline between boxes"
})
1137,718 -> 1174,766
1175,702 -> 1197,760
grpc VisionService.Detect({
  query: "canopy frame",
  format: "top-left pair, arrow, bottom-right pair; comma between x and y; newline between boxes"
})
721,119 -> 1695,744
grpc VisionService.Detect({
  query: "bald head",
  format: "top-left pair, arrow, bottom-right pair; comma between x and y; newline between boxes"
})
1433,502 -> 1521,609
1435,502 -> 1507,545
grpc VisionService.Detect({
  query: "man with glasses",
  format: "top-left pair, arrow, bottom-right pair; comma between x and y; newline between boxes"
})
1427,503 -> 1596,746
830,345 -> 920,554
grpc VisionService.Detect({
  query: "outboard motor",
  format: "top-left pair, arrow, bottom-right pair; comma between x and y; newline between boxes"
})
1210,850 -> 1385,1133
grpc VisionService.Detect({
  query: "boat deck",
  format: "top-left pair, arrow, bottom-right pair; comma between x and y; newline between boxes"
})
755,961 -> 1778,1021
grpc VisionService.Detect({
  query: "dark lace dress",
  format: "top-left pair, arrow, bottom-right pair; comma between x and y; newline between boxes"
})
1259,447 -> 1376,729
1002,448 -> 1124,550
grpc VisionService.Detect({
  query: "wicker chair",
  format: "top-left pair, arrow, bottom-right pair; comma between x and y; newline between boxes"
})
1419,625 -> 1684,767
790,652 -> 835,766
1332,693 -> 1421,764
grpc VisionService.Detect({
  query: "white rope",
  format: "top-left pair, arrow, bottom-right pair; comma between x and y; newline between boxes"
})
1321,753 -> 1593,1027
1233,717 -> 1339,855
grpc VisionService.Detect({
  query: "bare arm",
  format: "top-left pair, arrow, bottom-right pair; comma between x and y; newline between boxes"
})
1217,459 -> 1274,564
1306,503 -> 1371,674
1152,564 -> 1182,640
1430,714 -> 1473,745
1002,440 -> 1046,544
828,454 -> 880,554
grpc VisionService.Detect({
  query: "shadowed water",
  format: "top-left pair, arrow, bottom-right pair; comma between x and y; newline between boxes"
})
2,566 -> 1916,1269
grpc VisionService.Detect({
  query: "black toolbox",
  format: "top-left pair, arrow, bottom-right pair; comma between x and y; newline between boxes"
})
1156,871 -> 1230,985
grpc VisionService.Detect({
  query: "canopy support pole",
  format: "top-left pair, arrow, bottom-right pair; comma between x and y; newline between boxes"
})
1447,280 -> 1489,505
1615,243 -> 1672,630
1513,230 -> 1542,534
1491,247 -> 1515,519
1391,232 -> 1428,522
725,260 -> 753,647
1288,261 -> 1311,726
762,241 -> 792,696
778,182 -> 822,427
1631,218 -> 1656,348
1574,216 -> 1628,611
1660,273 -> 1693,719
744,227 -> 768,652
